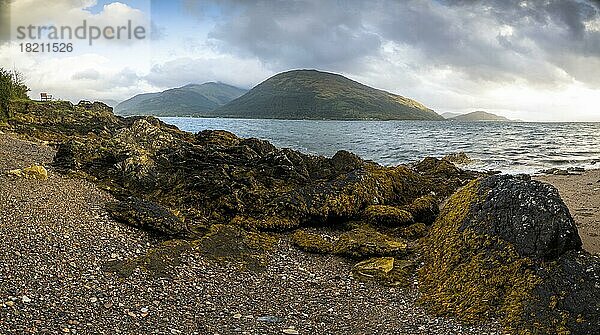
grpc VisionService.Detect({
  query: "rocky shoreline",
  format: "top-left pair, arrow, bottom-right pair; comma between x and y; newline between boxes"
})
1,100 -> 599,334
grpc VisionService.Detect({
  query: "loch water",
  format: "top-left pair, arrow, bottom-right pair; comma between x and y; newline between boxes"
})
161,117 -> 600,174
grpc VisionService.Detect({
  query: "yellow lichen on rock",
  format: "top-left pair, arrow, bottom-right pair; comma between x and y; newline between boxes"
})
7,165 -> 48,180
353,257 -> 415,287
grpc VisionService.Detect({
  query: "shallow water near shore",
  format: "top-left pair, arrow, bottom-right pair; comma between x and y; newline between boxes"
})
161,117 -> 600,174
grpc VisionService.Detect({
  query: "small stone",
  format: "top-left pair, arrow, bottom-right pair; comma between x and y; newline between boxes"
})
282,329 -> 299,335
233,313 -> 242,319
90,297 -> 98,303
22,295 -> 31,303
140,307 -> 149,313
103,302 -> 113,309
127,311 -> 136,318
257,316 -> 280,323
5,301 -> 14,307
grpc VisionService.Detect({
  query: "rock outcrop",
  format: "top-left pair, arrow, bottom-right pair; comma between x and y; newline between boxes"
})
419,175 -> 598,334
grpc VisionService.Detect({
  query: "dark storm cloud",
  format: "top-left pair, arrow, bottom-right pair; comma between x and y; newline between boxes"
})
207,0 -> 381,69
199,0 -> 600,87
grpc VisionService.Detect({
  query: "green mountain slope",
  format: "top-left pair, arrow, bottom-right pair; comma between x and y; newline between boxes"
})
450,111 -> 510,121
211,70 -> 443,120
115,82 -> 247,116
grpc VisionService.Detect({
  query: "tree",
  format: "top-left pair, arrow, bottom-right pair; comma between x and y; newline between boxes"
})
0,68 -> 30,120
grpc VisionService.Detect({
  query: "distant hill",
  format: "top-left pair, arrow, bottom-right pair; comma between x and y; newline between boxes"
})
441,112 -> 464,119
450,111 -> 511,121
115,83 -> 247,116
99,99 -> 121,108
212,70 -> 443,120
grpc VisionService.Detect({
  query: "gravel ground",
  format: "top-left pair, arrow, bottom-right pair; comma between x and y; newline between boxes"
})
0,133 -> 503,335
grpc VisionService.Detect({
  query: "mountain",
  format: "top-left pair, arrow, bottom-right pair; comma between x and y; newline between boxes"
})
115,83 -> 247,116
441,112 -> 464,119
99,99 -> 121,107
450,111 -> 511,121
212,70 -> 443,120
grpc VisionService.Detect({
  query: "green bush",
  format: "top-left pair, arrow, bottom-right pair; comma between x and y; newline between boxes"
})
0,68 -> 30,120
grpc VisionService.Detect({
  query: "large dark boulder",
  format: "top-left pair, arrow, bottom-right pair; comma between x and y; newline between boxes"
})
463,175 -> 581,260
419,175 -> 598,334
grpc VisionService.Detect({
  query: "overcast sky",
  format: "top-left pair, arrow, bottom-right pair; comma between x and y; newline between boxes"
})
1,0 -> 600,121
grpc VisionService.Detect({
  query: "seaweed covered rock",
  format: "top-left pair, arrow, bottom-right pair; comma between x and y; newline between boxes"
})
419,175 -> 598,334
290,230 -> 334,254
333,227 -> 409,258
291,227 -> 409,259
413,157 -> 480,198
403,195 -> 439,224
363,205 -> 413,226
48,111 -> 476,234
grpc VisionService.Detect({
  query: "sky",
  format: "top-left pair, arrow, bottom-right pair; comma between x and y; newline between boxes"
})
1,0 -> 600,121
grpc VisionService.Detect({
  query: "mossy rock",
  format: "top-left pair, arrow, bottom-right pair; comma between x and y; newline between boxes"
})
289,226 -> 409,259
352,257 -> 414,287
195,224 -> 279,272
291,230 -> 334,254
419,175 -> 598,334
104,239 -> 191,278
334,227 -> 409,258
362,205 -> 413,226
106,197 -> 186,236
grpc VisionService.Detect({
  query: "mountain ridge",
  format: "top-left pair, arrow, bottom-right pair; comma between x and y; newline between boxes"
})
115,82 -> 248,117
211,70 -> 443,120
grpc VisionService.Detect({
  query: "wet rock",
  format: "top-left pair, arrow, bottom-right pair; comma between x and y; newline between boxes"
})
291,227 -> 409,259
50,113 -> 470,233
419,175 -> 597,334
330,150 -> 363,173
413,157 -> 482,198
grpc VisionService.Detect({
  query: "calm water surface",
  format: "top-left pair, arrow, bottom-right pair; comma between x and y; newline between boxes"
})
160,117 -> 600,174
